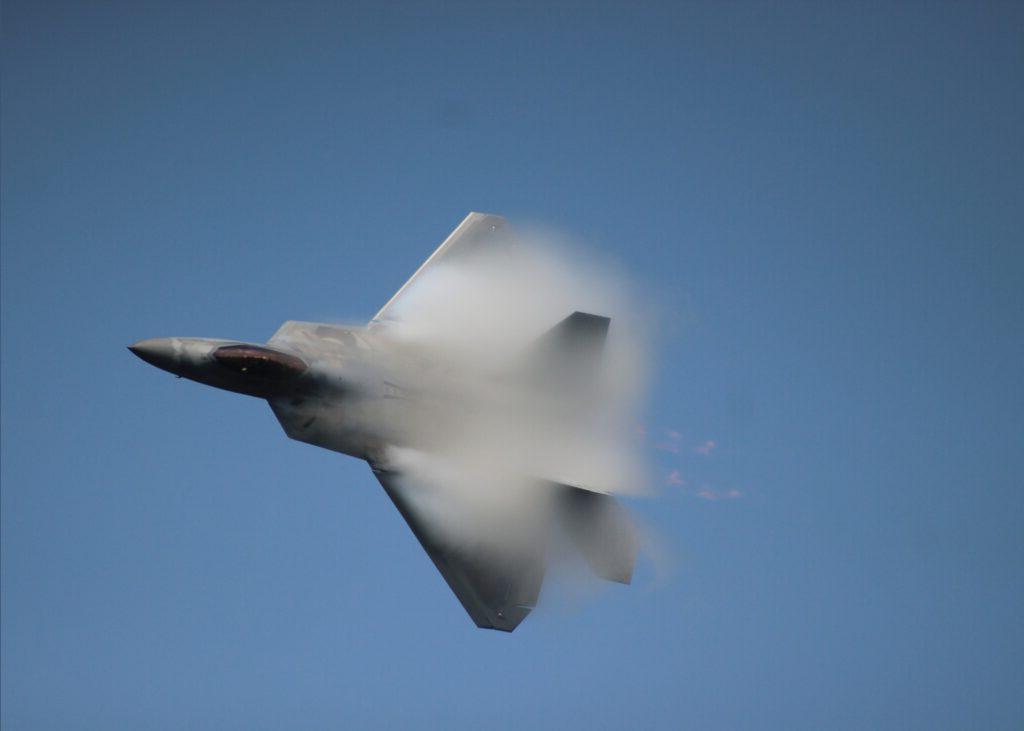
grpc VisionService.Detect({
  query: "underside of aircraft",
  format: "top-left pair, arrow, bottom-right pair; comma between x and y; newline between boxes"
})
130,213 -> 638,631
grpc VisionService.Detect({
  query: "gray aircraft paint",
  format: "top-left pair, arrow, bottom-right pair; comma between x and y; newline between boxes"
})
130,213 -> 637,632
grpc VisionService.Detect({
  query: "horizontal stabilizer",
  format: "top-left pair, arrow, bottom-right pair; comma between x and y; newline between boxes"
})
535,311 -> 609,359
556,484 -> 636,584
523,311 -> 610,390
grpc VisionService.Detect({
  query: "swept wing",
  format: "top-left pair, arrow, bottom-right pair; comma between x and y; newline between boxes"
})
369,212 -> 509,328
371,467 -> 545,632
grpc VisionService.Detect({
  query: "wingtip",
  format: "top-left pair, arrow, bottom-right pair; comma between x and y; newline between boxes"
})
464,211 -> 507,223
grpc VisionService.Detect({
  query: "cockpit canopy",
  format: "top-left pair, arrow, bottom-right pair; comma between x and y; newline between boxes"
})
213,344 -> 307,380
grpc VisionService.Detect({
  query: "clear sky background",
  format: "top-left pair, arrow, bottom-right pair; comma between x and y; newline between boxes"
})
3,1 -> 1022,729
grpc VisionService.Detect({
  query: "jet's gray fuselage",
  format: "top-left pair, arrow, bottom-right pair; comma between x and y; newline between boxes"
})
129,321 -> 418,465
128,212 -> 638,632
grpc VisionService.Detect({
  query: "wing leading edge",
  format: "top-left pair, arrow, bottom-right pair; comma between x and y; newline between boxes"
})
369,212 -> 510,328
371,467 -> 544,632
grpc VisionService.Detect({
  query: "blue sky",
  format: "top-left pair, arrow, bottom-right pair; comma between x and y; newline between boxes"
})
2,1 -> 1022,728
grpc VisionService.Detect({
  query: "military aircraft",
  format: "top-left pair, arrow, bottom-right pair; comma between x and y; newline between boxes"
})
129,213 -> 636,632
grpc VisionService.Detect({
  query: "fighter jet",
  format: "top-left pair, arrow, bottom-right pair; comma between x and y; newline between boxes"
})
129,213 -> 636,632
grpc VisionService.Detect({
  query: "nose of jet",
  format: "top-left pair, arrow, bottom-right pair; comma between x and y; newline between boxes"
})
128,338 -> 178,371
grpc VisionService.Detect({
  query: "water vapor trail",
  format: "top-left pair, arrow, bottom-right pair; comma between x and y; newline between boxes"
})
376,226 -> 652,555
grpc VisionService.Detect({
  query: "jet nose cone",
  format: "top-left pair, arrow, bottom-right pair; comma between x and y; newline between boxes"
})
128,338 -> 177,371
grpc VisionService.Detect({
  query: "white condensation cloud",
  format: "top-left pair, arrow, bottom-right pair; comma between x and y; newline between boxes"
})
376,227 -> 654,547
694,439 -> 717,456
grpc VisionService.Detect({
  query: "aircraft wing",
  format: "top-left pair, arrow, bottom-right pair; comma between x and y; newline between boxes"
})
370,466 -> 544,632
369,212 -> 510,328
